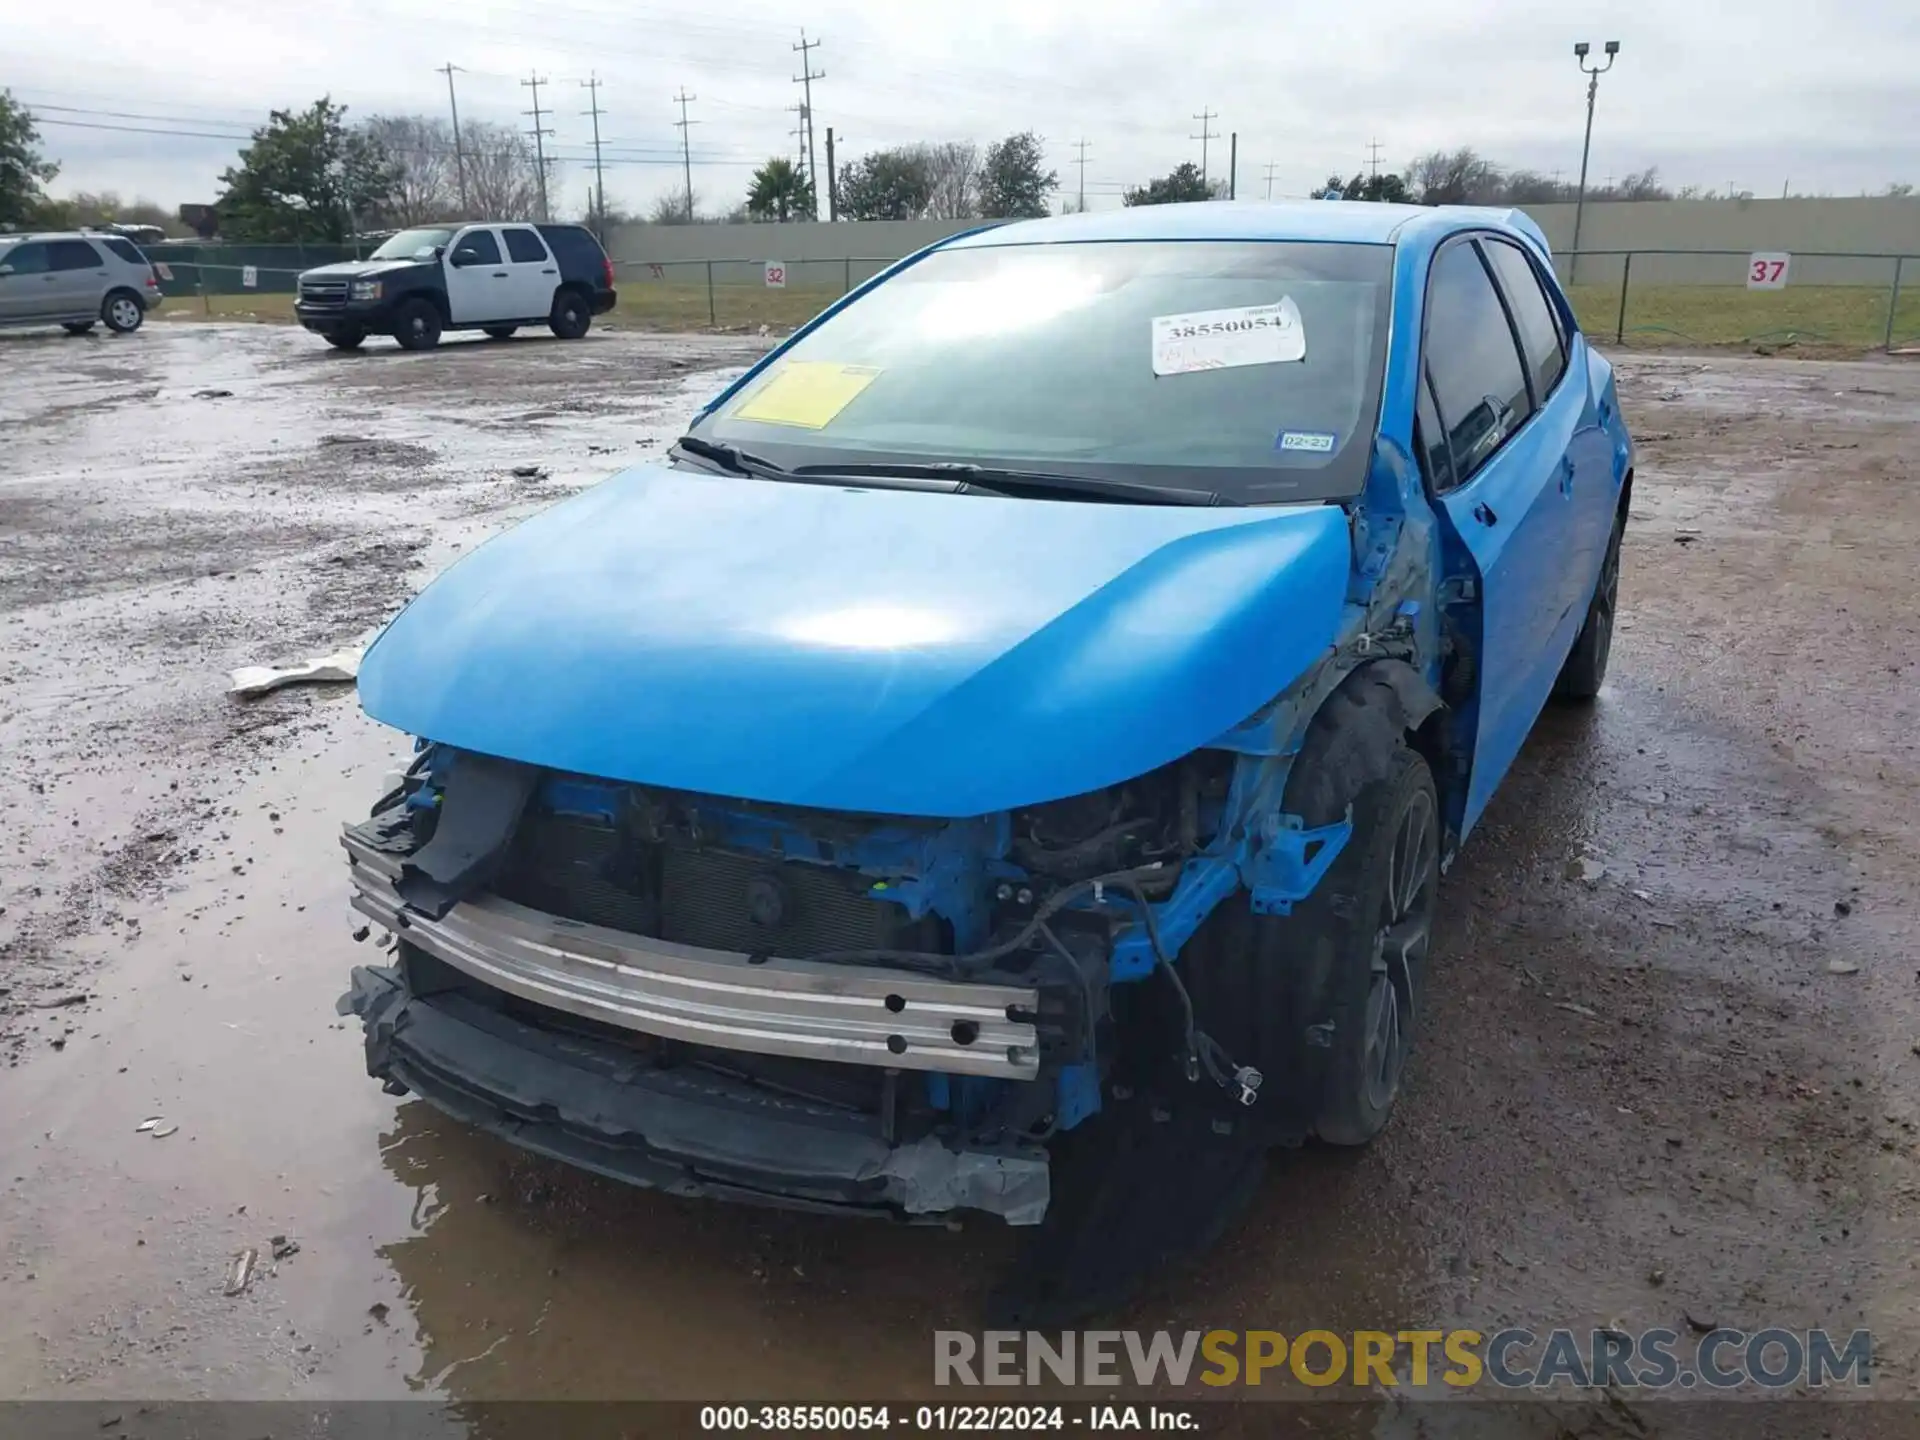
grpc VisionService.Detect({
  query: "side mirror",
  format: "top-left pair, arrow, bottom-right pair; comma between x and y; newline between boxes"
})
0,264 -> 13,277
451,247 -> 481,267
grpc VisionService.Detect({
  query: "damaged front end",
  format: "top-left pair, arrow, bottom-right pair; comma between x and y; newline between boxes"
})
339,746 -> 1253,1225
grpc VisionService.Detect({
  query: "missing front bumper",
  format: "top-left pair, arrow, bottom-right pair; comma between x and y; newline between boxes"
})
338,964 -> 1051,1224
344,827 -> 1042,1081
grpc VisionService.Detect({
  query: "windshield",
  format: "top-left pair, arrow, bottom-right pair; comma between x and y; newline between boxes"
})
369,227 -> 454,261
694,239 -> 1393,504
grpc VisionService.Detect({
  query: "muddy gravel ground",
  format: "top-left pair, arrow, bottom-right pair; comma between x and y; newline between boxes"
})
2,324 -> 1917,1436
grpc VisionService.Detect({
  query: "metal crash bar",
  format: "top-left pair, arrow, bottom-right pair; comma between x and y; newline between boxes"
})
343,830 -> 1041,1080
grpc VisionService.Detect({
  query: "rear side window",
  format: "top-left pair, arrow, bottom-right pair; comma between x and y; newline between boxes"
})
1481,238 -> 1567,398
102,237 -> 147,266
455,229 -> 502,265
502,227 -> 548,263
2,242 -> 51,275
50,239 -> 104,271
1423,241 -> 1532,482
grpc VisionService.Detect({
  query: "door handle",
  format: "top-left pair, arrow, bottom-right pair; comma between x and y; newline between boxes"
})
1557,456 -> 1575,494
1472,501 -> 1498,526
492,271 -> 509,278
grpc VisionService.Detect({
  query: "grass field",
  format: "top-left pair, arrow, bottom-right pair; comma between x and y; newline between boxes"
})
159,280 -> 1920,351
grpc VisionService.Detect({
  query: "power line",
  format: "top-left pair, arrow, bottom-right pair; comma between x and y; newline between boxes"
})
792,29 -> 824,222
437,63 -> 469,214
672,88 -> 699,222
520,73 -> 553,221
1191,107 -> 1219,187
579,73 -> 607,235
1071,138 -> 1091,213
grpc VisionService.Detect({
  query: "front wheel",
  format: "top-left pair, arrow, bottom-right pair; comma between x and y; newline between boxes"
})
1179,677 -> 1438,1147
1555,514 -> 1623,701
547,289 -> 591,340
102,290 -> 144,333
393,299 -> 443,351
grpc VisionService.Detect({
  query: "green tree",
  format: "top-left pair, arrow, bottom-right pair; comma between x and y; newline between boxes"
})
1,89 -> 60,228
216,98 -> 400,242
838,148 -> 934,221
977,131 -> 1057,219
1123,162 -> 1214,206
745,157 -> 815,222
1325,171 -> 1412,203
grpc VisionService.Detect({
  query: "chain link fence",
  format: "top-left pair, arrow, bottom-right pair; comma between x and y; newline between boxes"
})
135,241 -> 1920,351
613,248 -> 1920,352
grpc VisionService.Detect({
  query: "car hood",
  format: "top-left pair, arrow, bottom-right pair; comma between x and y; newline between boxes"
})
357,465 -> 1354,817
300,259 -> 425,281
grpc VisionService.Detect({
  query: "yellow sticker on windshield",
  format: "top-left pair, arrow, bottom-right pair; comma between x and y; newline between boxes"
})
732,362 -> 882,429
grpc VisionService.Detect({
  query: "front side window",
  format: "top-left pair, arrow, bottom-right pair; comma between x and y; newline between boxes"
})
696,239 -> 1395,504
453,229 -> 502,266
502,227 -> 547,263
0,242 -> 50,275
1481,238 -> 1567,398
1423,241 -> 1532,482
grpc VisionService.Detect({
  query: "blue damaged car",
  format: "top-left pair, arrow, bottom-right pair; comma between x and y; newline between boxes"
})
339,201 -> 1632,1232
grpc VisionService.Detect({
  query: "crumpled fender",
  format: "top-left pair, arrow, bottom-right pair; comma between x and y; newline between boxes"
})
358,464 -> 1354,817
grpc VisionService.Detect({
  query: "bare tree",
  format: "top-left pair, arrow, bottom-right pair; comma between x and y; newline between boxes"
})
462,121 -> 549,221
360,115 -> 455,225
922,141 -> 981,220
1611,165 -> 1671,201
1498,168 -> 1570,204
649,190 -> 702,224
1406,148 -> 1505,206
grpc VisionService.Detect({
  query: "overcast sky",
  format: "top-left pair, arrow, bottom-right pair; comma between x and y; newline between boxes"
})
10,0 -> 1917,218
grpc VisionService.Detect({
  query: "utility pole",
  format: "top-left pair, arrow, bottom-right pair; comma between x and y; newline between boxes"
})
1071,139 -> 1091,213
1227,132 -> 1237,199
437,63 -> 470,215
1191,108 -> 1219,188
672,89 -> 698,223
1263,161 -> 1279,200
825,127 -> 838,221
579,74 -> 607,237
793,30 -> 825,221
1367,138 -> 1384,185
521,73 -> 553,222
1570,40 -> 1620,285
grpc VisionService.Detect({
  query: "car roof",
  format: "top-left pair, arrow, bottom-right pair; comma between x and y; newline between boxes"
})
940,201 -> 1551,259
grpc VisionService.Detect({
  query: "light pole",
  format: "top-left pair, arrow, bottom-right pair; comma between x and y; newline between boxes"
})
1570,39 -> 1619,284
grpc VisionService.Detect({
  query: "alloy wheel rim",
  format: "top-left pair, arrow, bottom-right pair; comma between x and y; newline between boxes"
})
1363,787 -> 1437,1111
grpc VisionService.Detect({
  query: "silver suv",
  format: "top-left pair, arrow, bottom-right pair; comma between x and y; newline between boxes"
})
0,232 -> 163,335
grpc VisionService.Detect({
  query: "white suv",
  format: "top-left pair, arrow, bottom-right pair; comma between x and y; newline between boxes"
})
0,232 -> 163,335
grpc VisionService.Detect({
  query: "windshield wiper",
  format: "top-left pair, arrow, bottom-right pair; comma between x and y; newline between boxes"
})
670,435 -> 794,481
790,461 -> 1233,507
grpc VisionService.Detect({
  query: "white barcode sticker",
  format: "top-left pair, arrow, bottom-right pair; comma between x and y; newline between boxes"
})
1152,297 -> 1305,376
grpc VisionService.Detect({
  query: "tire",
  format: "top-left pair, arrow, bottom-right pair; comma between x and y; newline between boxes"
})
325,328 -> 366,351
102,290 -> 144,333
1554,513 -> 1623,702
393,299 -> 443,351
1179,676 -> 1438,1147
482,325 -> 518,340
63,322 -> 97,336
547,288 -> 591,340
